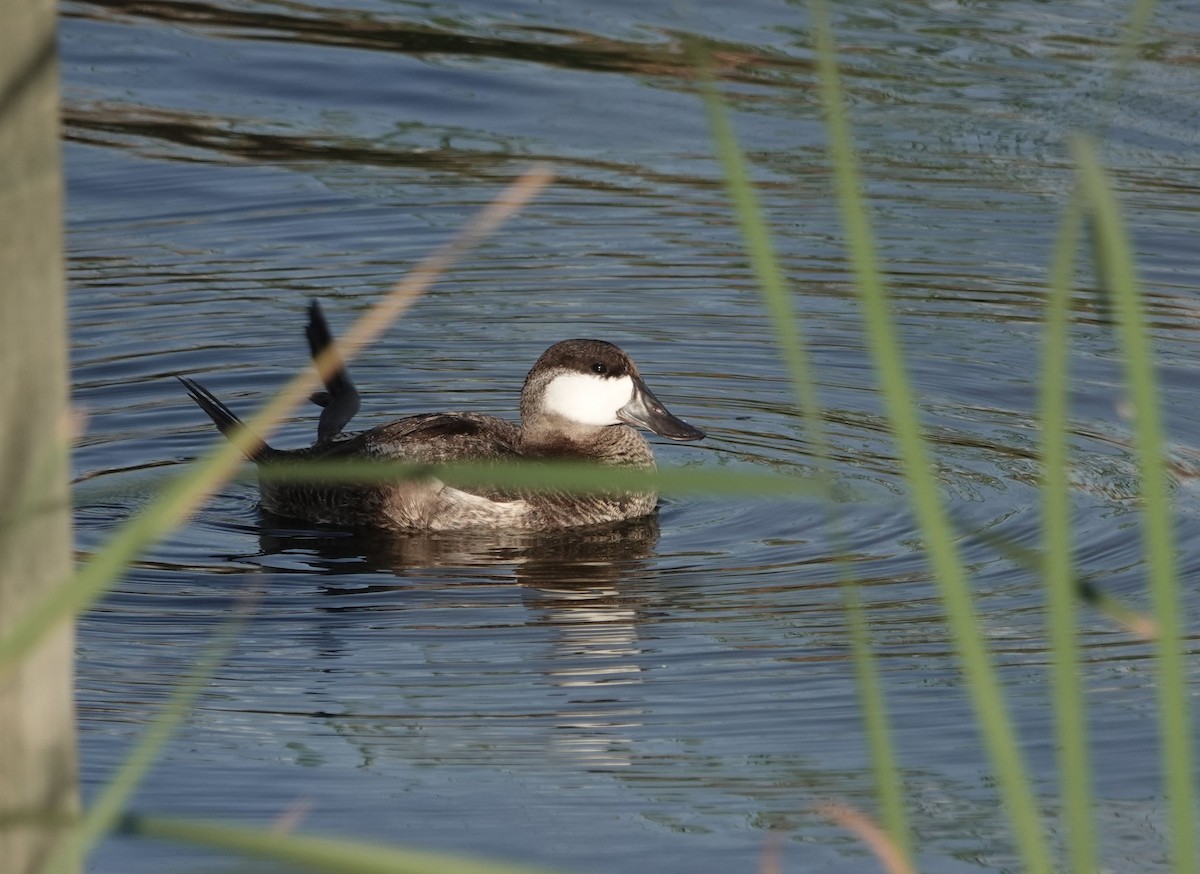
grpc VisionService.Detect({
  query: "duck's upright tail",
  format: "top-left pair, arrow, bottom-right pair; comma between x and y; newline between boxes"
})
177,376 -> 272,462
305,300 -> 360,442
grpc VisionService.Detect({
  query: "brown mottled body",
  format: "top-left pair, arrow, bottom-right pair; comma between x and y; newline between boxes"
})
258,412 -> 658,531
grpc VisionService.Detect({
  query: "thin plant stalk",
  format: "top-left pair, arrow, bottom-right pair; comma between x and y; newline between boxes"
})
41,606 -> 248,874
963,519 -> 1156,640
117,814 -> 560,874
810,3 -> 1053,872
1072,136 -> 1194,874
696,47 -> 912,865
257,458 -> 824,498
818,802 -> 916,874
1090,0 -> 1160,142
1039,184 -> 1097,874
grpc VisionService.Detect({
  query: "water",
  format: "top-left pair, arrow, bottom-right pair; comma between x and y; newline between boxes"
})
62,1 -> 1200,871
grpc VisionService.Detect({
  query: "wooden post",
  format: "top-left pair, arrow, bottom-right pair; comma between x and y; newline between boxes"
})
0,0 -> 80,872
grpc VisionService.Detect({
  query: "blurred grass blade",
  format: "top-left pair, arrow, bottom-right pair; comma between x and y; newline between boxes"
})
1039,184 -> 1097,874
256,458 -> 825,498
810,3 -> 1053,872
0,166 -> 552,676
965,525 -> 1156,640
695,44 -> 912,863
692,45 -> 815,421
1072,135 -> 1194,874
42,603 -> 248,874
1091,0 -> 1160,141
119,814 -> 561,874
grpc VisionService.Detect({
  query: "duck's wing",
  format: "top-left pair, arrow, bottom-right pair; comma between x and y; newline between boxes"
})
263,413 -> 523,506
306,300 -> 361,442
311,413 -> 522,464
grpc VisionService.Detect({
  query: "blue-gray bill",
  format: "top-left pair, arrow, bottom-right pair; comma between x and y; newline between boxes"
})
618,374 -> 705,441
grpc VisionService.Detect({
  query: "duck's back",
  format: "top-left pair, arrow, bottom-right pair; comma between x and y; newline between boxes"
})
342,413 -> 523,464
259,412 -> 529,529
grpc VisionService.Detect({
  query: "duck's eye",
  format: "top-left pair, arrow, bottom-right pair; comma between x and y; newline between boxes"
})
591,362 -> 608,375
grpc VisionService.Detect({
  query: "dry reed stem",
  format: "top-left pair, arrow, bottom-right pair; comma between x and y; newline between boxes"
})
757,830 -> 785,874
270,799 -> 314,835
0,165 -> 553,677
816,802 -> 915,874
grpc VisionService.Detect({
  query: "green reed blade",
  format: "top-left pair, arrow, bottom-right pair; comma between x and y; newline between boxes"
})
1039,185 -> 1097,874
693,54 -> 815,423
694,43 -> 913,865
1090,0 -> 1161,143
0,434 -> 248,676
41,606 -> 246,874
810,3 -> 1053,872
119,814 -> 560,874
1083,0 -> 1162,332
1072,136 -> 1195,874
255,456 -> 821,499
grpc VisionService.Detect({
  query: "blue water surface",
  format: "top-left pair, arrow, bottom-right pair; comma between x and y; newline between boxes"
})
64,2 -> 1200,872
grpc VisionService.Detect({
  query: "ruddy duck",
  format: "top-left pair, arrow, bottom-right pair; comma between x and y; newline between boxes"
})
178,303 -> 704,531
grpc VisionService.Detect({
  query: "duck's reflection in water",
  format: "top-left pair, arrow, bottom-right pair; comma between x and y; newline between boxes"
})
255,512 -> 663,770
514,519 -> 658,769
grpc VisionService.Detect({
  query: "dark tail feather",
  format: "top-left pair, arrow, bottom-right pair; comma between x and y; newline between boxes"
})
306,300 -> 360,443
177,376 -> 271,462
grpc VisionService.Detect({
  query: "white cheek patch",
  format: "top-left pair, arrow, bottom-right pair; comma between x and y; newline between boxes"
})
541,373 -> 634,426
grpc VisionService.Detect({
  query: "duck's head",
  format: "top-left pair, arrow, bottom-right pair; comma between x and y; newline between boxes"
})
520,339 -> 704,441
